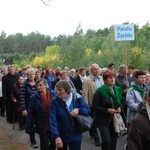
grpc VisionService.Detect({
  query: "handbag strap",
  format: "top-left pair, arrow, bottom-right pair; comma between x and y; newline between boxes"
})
110,97 -> 114,109
72,92 -> 77,108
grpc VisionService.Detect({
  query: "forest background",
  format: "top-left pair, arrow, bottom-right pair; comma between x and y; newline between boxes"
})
0,23 -> 150,71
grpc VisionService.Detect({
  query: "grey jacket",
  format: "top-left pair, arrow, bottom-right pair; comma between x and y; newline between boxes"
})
126,81 -> 146,124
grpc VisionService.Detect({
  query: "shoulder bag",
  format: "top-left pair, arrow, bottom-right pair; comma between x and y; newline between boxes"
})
113,112 -> 126,133
111,98 -> 126,133
72,93 -> 93,133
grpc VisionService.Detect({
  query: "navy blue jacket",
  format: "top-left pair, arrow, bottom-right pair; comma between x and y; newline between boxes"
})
50,93 -> 91,143
26,89 -> 55,135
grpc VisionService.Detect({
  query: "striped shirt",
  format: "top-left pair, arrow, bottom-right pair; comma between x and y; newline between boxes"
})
20,79 -> 37,111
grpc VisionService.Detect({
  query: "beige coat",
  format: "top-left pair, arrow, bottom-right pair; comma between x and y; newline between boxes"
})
82,74 -> 104,106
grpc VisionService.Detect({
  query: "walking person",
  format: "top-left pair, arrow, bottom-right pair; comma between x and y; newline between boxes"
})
115,65 -> 132,127
2,65 -> 19,123
11,76 -> 25,131
26,78 -> 56,150
50,80 -> 91,150
20,67 -> 38,148
115,65 -> 132,116
127,88 -> 150,150
126,70 -> 147,127
92,70 -> 122,150
82,63 -> 104,146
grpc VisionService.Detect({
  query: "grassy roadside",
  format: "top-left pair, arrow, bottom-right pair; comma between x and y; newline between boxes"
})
0,127 -> 29,150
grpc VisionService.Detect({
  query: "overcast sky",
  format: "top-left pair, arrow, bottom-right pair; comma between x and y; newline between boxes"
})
0,0 -> 150,37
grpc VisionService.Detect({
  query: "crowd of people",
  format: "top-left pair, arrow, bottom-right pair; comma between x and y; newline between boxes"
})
0,63 -> 150,150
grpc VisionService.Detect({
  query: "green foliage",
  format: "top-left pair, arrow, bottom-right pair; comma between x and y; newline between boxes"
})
30,45 -> 61,69
127,46 -> 146,69
0,24 -> 150,70
135,24 -> 150,50
45,45 -> 60,55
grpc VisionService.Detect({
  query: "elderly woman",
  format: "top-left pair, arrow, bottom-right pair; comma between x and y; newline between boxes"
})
92,70 -> 122,150
11,76 -> 25,131
127,88 -> 150,150
126,70 -> 147,127
50,80 -> 91,150
20,68 -> 38,148
26,78 -> 55,150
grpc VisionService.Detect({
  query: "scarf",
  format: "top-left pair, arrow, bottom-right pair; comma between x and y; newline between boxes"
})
62,93 -> 71,102
79,74 -> 86,83
40,90 -> 51,131
62,93 -> 74,112
96,84 -> 122,109
129,85 -> 145,97
40,90 -> 51,114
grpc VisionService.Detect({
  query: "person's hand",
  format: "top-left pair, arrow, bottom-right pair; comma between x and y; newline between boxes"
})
55,137 -> 63,149
22,110 -> 27,116
116,107 -> 121,113
13,99 -> 17,103
107,108 -> 117,115
70,108 -> 79,117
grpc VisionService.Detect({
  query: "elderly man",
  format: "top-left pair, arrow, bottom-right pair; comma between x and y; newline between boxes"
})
2,65 -> 19,123
115,65 -> 132,119
82,63 -> 104,146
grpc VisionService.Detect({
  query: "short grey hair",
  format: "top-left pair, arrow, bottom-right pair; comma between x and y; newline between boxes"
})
60,70 -> 68,76
118,64 -> 127,72
36,78 -> 47,86
55,80 -> 71,93
27,68 -> 35,74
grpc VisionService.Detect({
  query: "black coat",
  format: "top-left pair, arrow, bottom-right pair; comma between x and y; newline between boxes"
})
127,102 -> 150,150
73,75 -> 83,95
2,73 -> 19,123
92,90 -> 113,126
2,73 -> 19,100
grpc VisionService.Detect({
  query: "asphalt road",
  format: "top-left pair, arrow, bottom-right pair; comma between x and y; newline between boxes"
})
82,131 -> 127,150
0,116 -> 127,150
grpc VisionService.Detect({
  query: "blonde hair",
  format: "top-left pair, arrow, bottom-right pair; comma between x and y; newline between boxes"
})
27,68 -> 35,75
